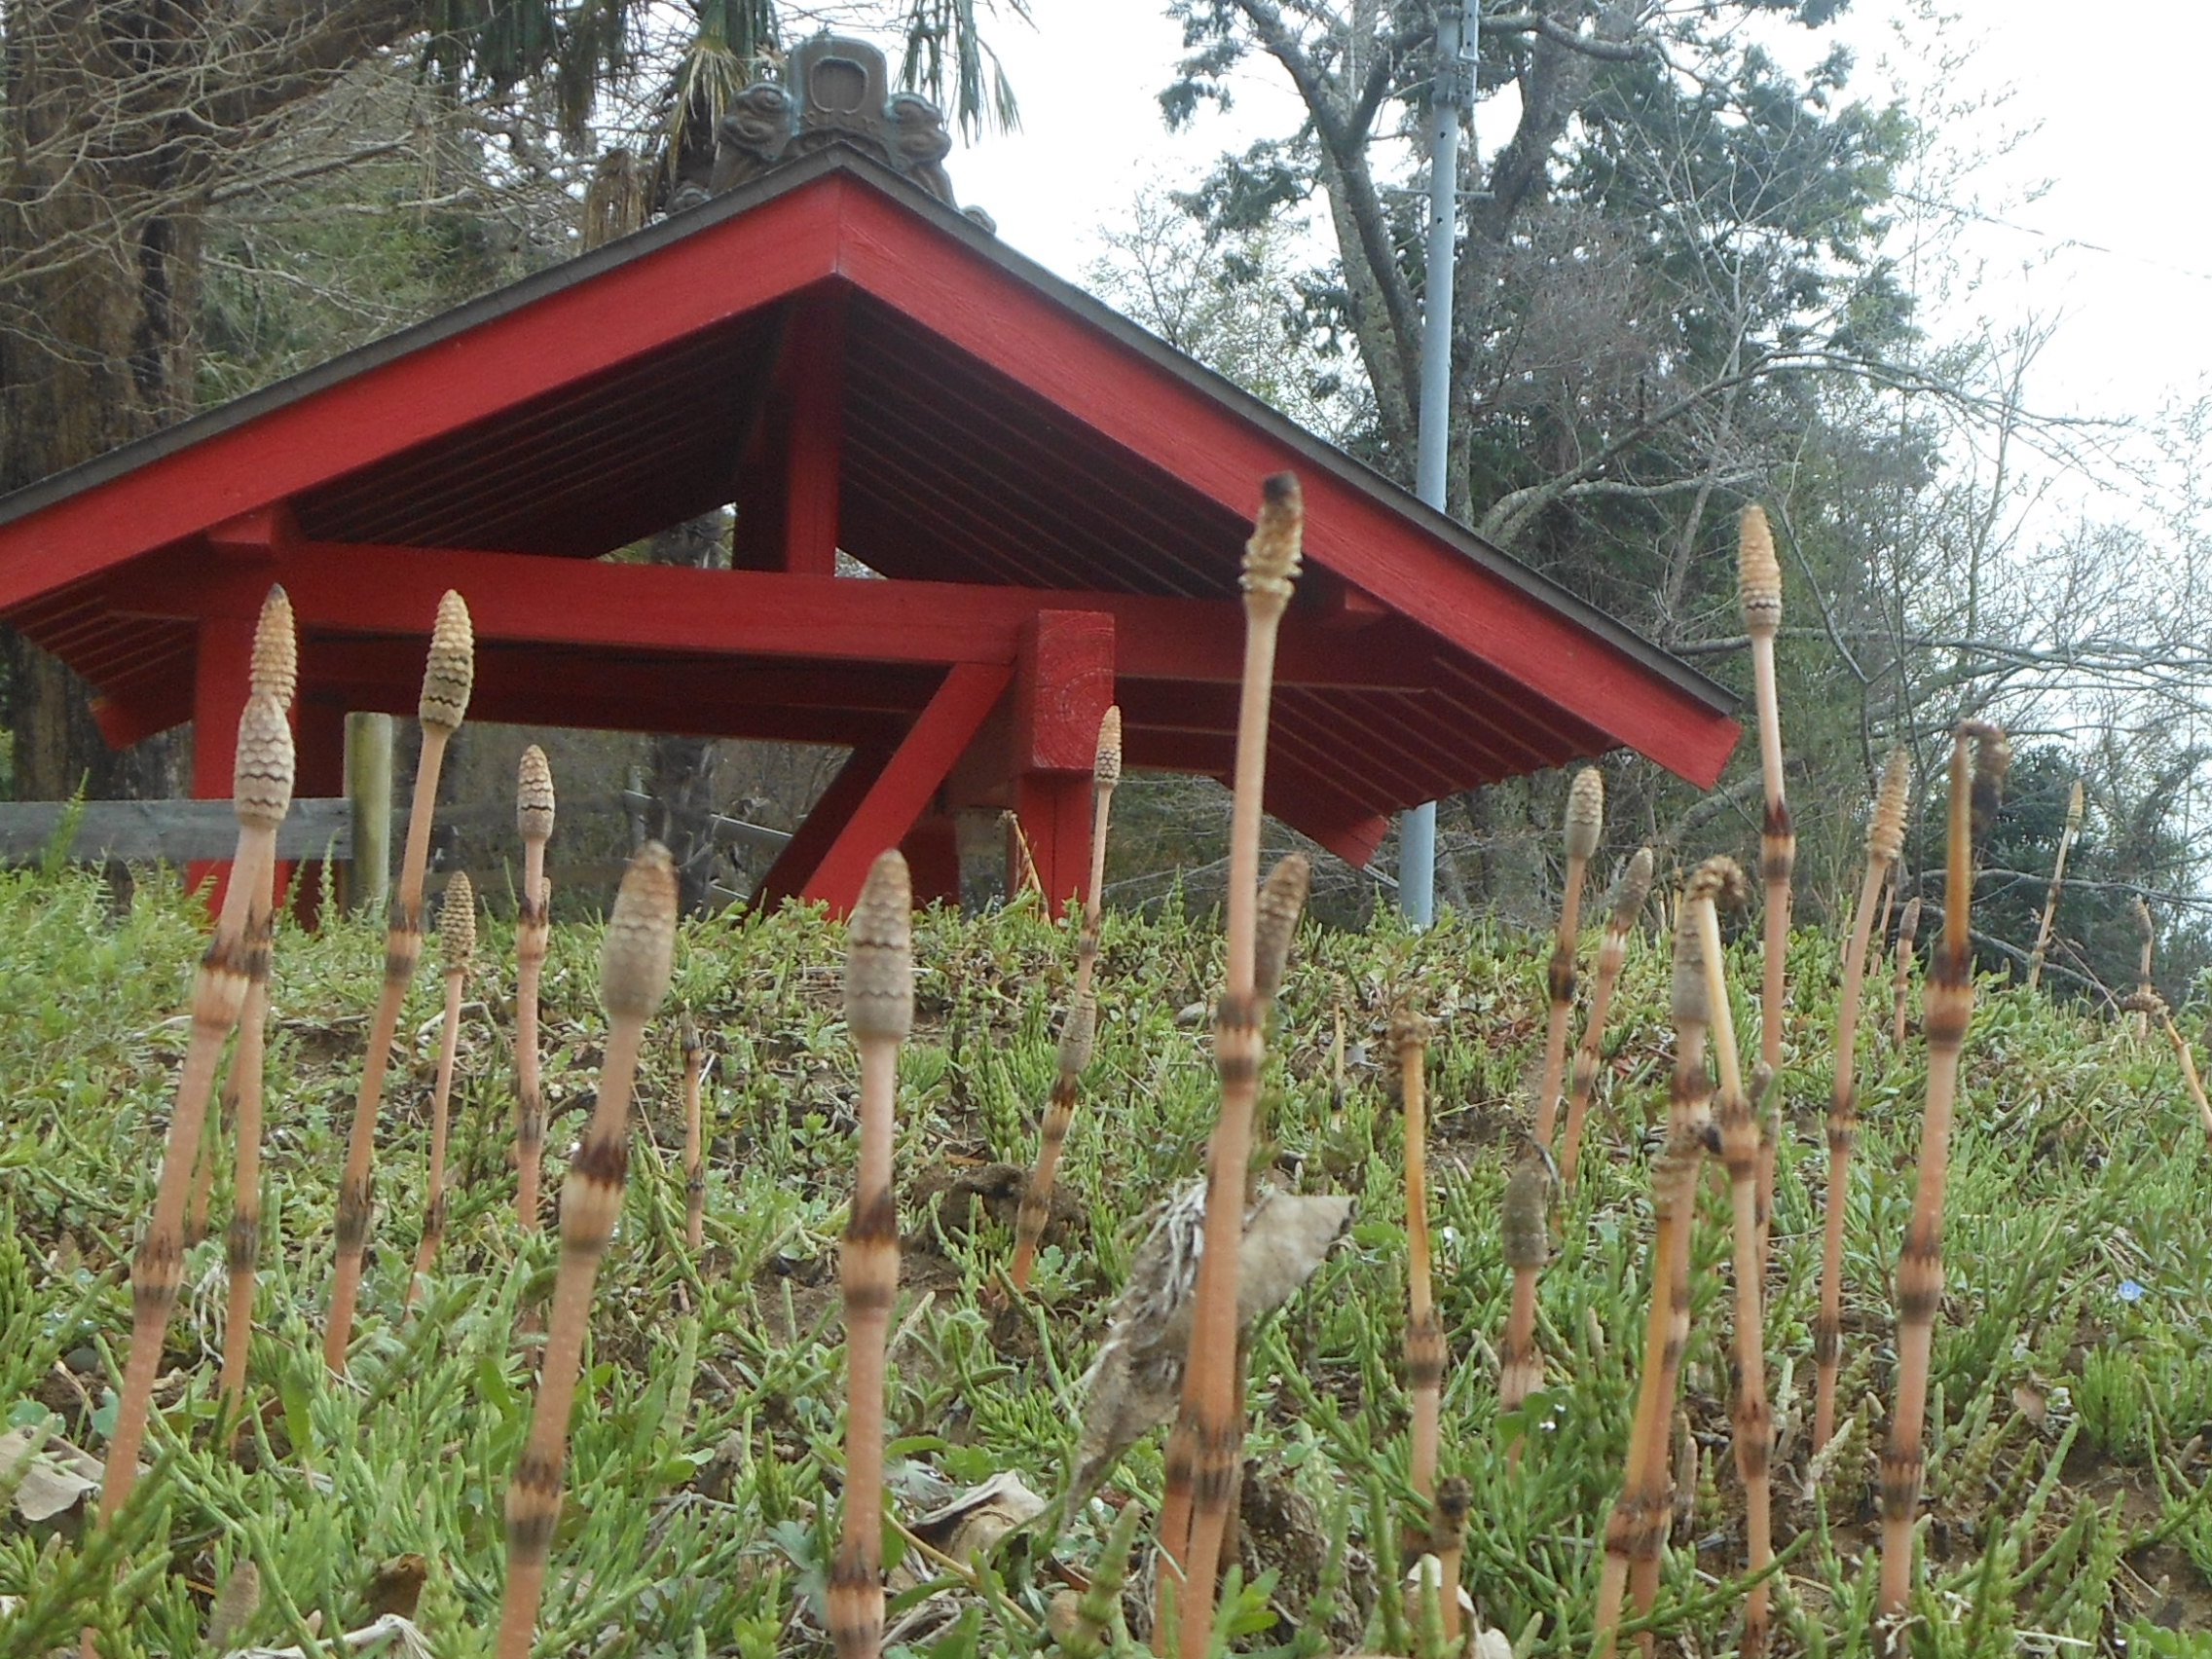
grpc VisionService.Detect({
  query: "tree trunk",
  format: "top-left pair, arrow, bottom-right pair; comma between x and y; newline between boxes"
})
0,0 -> 424,799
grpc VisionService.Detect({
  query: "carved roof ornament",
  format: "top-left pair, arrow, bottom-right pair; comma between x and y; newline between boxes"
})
700,35 -> 991,230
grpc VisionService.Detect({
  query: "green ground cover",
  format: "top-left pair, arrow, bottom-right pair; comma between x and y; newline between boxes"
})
1,863 -> 2208,1656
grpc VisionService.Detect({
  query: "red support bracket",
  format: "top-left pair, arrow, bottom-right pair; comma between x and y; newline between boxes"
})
756,661 -> 1011,914
1011,609 -> 1114,910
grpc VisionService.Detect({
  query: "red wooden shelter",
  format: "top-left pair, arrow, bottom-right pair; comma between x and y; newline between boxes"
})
0,145 -> 1739,913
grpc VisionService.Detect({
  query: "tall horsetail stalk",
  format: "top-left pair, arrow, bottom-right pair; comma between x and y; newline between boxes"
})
326,591 -> 473,1372
1738,505 -> 1791,1271
1160,473 -> 1303,1659
1533,768 -> 1604,1148
515,743 -> 556,1230
2135,992 -> 2212,1151
101,680 -> 295,1527
1012,704 -> 1123,1292
2026,780 -> 2083,991
681,1014 -> 708,1251
1891,895 -> 1922,1049
1149,849 -> 1314,1621
830,852 -> 914,1659
218,587 -> 297,1418
1876,722 -> 2008,1619
1592,861 -> 1726,1659
1499,1135 -> 1555,1470
2132,898 -> 2156,1036
1561,847 -> 1655,1187
496,843 -> 678,1659
1395,1011 -> 1442,1506
1814,749 -> 1910,1453
407,873 -> 475,1307
1696,864 -> 1772,1659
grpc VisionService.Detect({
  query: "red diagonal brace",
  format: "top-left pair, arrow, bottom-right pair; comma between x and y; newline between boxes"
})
771,661 -> 1011,914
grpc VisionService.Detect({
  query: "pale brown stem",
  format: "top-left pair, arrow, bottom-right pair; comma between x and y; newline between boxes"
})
1012,771 -> 1113,1291
1699,904 -> 1770,1659
1750,632 -> 1791,1280
1815,857 -> 1890,1452
217,858 -> 276,1421
495,1019 -> 648,1659
101,833 -> 275,1526
1499,1269 -> 1541,1453
2025,784 -> 2081,992
830,1030 -> 901,1659
1891,898 -> 1922,1050
516,839 -> 550,1231
2155,1013 -> 2212,1150
498,844 -> 674,1659
406,967 -> 467,1308
1402,1028 -> 1440,1505
185,1082 -> 226,1247
1877,727 -> 2001,1617
326,723 -> 451,1373
1533,851 -> 1591,1149
1562,923 -> 1630,1189
1164,475 -> 1300,1659
1592,1036 -> 1709,1659
682,1021 -> 707,1252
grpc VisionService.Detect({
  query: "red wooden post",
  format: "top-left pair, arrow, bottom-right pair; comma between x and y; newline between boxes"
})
783,293 -> 844,576
795,662 -> 1010,914
188,614 -> 255,909
901,811 -> 962,906
290,693 -> 347,926
1011,610 -> 1115,912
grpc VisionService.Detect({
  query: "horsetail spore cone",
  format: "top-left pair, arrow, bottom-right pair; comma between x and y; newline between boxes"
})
1815,749 -> 1910,1453
1562,847 -> 1654,1188
217,585 -> 297,1419
327,591 -> 474,1371
830,852 -> 913,1659
103,688 -> 294,1526
496,843 -> 677,1659
1876,723 -> 2007,1618
1739,505 -> 1792,1273
515,742 -> 556,1231
2027,780 -> 2083,992
407,873 -> 475,1305
1534,767 -> 1604,1149
1162,474 -> 1303,1658
1013,705 -> 1124,1292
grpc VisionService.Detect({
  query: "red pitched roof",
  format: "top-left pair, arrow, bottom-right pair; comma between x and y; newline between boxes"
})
0,148 -> 1736,865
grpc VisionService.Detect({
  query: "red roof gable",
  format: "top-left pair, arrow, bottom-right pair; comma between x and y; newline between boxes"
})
0,148 -> 1737,874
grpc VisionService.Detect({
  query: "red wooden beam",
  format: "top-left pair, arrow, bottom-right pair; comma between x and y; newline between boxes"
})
797,662 -> 1011,914
829,179 -> 1737,787
0,185 -> 847,611
97,541 -> 1423,692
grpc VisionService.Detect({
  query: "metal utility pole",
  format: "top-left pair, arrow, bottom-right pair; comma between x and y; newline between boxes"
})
1401,0 -> 1477,927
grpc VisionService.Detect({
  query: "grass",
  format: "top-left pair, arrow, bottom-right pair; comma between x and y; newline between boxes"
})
2,860 -> 2211,1655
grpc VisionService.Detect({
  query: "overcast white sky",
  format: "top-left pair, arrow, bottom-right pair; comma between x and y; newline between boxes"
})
949,0 -> 2212,461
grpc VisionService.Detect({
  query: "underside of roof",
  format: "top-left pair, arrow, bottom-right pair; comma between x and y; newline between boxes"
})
0,148 -> 1738,863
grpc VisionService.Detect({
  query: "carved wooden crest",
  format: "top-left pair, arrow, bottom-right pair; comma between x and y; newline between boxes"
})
708,35 -> 961,209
